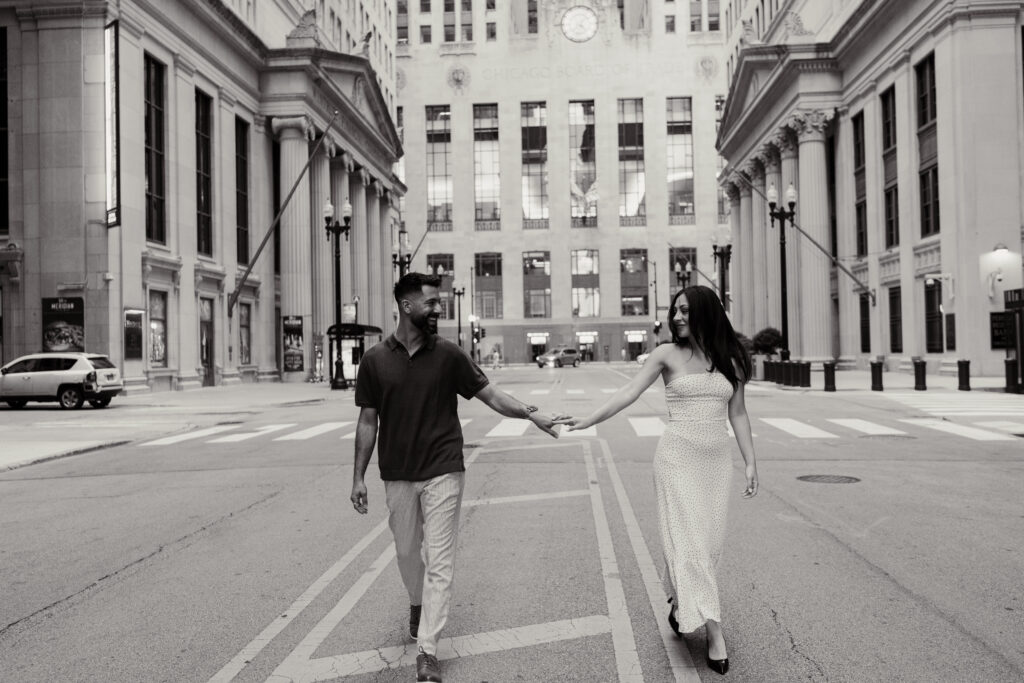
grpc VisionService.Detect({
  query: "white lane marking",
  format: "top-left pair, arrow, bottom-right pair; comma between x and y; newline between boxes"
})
274,422 -> 351,440
296,616 -> 613,679
566,389 -> 585,395
900,419 -> 1016,441
827,419 -> 906,436
597,439 -> 700,681
582,442 -> 643,682
530,389 -> 551,395
760,418 -> 838,439
485,419 -> 531,437
562,426 -> 598,437
460,418 -> 472,427
141,425 -> 238,446
628,417 -> 665,437
974,421 -> 1024,433
463,490 -> 589,507
602,388 -> 616,394
208,424 -> 296,443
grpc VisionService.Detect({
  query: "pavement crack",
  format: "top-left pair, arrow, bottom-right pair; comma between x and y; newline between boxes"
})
770,608 -> 827,680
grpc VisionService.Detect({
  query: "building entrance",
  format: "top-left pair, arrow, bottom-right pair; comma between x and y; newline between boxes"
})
199,297 -> 215,387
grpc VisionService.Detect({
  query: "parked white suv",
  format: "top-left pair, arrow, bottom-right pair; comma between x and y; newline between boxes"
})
0,352 -> 124,409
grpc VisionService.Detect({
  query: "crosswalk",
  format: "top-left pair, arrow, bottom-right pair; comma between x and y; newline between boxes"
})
881,392 -> 1024,417
139,412 -> 1022,448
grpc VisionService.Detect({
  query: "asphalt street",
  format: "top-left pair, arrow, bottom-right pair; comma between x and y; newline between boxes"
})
0,364 -> 1021,682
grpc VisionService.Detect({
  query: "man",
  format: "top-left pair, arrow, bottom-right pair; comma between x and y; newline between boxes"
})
350,273 -> 561,683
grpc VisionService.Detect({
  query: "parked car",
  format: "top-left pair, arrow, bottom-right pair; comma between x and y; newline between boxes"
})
0,352 -> 123,409
536,347 -> 581,368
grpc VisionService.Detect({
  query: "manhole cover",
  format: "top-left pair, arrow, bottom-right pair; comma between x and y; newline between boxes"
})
797,475 -> 861,484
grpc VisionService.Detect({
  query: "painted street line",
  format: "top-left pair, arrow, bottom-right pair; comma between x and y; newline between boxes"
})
597,439 -> 700,682
463,489 -> 589,508
826,418 -> 907,436
141,425 -> 238,446
628,417 -> 665,437
529,389 -> 551,395
900,419 -> 1016,441
484,418 -> 531,437
566,389 -> 585,394
273,422 -> 351,440
208,424 -> 296,443
760,418 -> 838,439
973,420 -> 1024,433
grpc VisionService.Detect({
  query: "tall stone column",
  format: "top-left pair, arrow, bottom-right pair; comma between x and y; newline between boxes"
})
309,138 -> 333,376
332,153 -> 354,306
763,145 -> 782,332
349,168 -> 370,323
726,183 -> 742,322
272,115 -> 314,382
748,160 -> 768,333
381,190 -> 398,331
793,110 -> 834,361
738,178 -> 754,335
777,128 -> 801,357
366,179 -> 383,330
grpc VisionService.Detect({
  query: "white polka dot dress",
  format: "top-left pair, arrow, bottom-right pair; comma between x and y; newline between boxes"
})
654,371 -> 735,633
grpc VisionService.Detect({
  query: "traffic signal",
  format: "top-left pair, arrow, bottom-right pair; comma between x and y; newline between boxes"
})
480,327 -> 486,339
653,320 -> 662,335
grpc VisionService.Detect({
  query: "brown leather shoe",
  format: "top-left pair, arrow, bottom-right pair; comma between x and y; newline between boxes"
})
416,651 -> 442,682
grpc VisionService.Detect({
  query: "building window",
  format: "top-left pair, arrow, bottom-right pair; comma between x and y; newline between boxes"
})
195,89 -> 213,256
398,0 -> 409,41
461,0 -> 473,40
0,27 -> 7,234
426,105 -> 452,224
618,98 -> 646,222
569,100 -> 597,226
708,0 -> 720,30
523,251 -> 551,318
859,293 -> 870,353
571,249 -> 600,318
420,25 -> 432,42
945,313 -> 956,351
144,54 -> 166,244
487,0 -> 496,9
421,0 -> 430,11
473,252 -> 503,318
235,117 -> 249,264
474,104 -> 500,222
690,0 -> 703,31
851,111 -> 865,170
919,165 -> 939,237
149,289 -> 168,367
715,95 -> 727,217
888,286 -> 902,353
620,249 -> 649,316
665,15 -> 676,32
521,101 -> 549,222
915,53 -> 936,128
880,86 -> 896,151
666,97 -> 693,216
527,0 -> 538,33
486,22 -> 496,40
427,253 -> 456,319
855,201 -> 867,257
884,186 -> 899,248
239,302 -> 252,365
924,280 -> 943,352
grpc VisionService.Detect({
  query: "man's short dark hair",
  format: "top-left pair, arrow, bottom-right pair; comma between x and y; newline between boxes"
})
394,272 -> 442,303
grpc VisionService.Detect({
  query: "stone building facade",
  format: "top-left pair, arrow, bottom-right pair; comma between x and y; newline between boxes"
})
0,0 -> 403,391
717,0 -> 1024,376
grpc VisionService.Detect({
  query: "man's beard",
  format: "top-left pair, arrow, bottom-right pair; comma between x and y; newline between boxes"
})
413,314 -> 438,334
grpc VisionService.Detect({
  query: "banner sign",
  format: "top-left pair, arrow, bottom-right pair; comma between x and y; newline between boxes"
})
283,316 -> 304,372
42,297 -> 85,351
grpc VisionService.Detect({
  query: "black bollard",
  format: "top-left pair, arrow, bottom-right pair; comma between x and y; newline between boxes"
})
870,360 -> 884,391
823,361 -> 836,392
1006,359 -> 1020,394
957,360 -> 970,391
913,357 -> 927,391
765,360 -> 775,383
784,360 -> 795,386
800,361 -> 811,388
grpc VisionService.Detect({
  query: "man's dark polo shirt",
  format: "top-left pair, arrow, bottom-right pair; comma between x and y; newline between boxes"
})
355,334 -> 489,481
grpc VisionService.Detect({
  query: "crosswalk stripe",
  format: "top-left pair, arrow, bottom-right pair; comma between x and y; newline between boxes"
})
485,419 -> 531,437
900,419 -> 1016,441
529,389 -> 550,395
209,424 -> 296,443
760,418 -> 838,438
141,425 -> 238,446
566,389 -> 585,395
460,419 -> 472,427
973,421 -> 1024,433
274,422 -> 351,440
827,419 -> 906,436
628,417 -> 665,437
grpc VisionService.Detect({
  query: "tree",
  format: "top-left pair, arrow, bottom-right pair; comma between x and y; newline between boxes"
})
752,327 -> 783,355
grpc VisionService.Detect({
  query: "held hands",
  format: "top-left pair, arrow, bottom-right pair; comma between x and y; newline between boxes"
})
551,415 -> 592,432
351,478 -> 368,514
530,411 -> 570,439
742,463 -> 759,498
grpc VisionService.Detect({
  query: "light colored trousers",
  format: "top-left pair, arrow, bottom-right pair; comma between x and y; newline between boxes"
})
384,472 -> 465,656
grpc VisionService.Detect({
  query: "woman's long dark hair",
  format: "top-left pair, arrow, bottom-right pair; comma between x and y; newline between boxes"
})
668,285 -> 751,391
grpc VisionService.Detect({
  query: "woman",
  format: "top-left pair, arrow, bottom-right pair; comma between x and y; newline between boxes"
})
557,285 -> 758,675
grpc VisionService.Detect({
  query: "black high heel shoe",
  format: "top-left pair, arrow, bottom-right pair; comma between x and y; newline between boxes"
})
666,598 -> 681,637
706,641 -> 729,675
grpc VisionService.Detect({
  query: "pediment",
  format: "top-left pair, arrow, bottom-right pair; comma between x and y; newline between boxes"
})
318,57 -> 402,158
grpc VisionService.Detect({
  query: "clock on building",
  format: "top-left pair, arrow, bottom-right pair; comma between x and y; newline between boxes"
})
561,5 -> 598,43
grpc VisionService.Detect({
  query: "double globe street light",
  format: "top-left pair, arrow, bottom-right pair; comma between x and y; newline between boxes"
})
323,197 -> 353,390
766,182 -> 798,361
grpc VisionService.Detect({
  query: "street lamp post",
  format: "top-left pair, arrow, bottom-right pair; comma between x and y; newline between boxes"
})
767,183 -> 798,360
673,260 -> 693,288
392,225 -> 412,276
711,235 -> 732,311
323,197 -> 353,389
453,286 -> 465,348
649,259 -> 658,317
